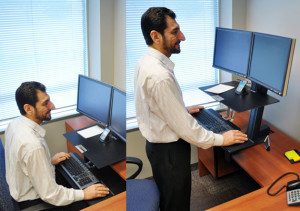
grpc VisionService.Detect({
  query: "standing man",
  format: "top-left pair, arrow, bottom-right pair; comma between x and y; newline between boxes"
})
135,7 -> 248,211
5,81 -> 109,209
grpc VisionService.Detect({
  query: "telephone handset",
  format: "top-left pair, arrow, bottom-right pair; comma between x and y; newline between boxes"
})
287,180 -> 300,206
267,172 -> 300,206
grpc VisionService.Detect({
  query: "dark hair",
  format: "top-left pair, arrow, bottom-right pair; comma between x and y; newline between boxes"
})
15,81 -> 46,115
141,7 -> 176,46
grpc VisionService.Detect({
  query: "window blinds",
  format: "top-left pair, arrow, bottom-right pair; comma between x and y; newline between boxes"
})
0,0 -> 87,124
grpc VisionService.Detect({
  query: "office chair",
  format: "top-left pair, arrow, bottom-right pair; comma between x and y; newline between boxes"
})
0,137 -> 52,211
126,157 -> 160,211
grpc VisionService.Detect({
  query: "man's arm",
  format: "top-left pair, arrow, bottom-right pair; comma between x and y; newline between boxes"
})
24,148 -> 109,206
187,105 -> 247,146
152,80 -> 247,148
50,152 -> 110,200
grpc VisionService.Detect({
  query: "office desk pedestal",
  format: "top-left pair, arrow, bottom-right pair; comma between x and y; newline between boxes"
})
65,115 -> 126,210
198,145 -> 240,178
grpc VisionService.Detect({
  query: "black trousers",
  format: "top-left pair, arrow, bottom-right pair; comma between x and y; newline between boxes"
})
146,139 -> 191,211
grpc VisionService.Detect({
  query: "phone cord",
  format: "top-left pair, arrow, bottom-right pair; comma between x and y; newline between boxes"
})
267,172 -> 300,196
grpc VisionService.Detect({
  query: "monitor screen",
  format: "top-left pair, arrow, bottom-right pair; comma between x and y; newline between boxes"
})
248,33 -> 295,96
77,75 -> 112,126
109,87 -> 126,142
213,27 -> 253,77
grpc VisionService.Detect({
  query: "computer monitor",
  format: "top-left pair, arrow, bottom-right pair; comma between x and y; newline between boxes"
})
77,75 -> 112,127
213,27 -> 253,77
248,32 -> 295,96
109,87 -> 126,142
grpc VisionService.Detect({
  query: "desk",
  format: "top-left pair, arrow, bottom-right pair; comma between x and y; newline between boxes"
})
198,111 -> 300,209
65,115 -> 126,211
208,185 -> 299,211
81,192 -> 126,211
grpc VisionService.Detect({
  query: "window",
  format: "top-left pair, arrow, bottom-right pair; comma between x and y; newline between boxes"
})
0,0 -> 87,129
126,0 -> 219,119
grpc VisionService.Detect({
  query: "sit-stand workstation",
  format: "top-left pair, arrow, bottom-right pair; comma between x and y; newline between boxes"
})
198,27 -> 295,160
196,27 -> 298,209
57,75 -> 126,209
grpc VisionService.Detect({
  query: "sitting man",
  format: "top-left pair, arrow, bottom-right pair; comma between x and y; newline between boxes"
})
5,81 -> 109,209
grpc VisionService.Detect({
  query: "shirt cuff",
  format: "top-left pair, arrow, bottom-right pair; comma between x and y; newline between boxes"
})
214,134 -> 224,146
74,189 -> 85,201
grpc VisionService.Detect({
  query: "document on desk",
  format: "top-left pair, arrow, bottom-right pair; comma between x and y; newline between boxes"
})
205,84 -> 234,94
77,125 -> 104,139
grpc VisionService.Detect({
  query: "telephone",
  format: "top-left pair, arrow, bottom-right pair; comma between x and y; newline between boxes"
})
99,128 -> 111,143
287,180 -> 300,206
267,172 -> 300,206
235,80 -> 248,95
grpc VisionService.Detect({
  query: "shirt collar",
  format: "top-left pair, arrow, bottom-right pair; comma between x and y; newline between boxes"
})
20,115 -> 46,138
147,47 -> 175,72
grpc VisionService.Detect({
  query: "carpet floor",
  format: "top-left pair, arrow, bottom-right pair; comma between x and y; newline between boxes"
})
190,169 -> 260,211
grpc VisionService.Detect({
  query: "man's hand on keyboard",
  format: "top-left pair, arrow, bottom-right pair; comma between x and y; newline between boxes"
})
51,152 -> 71,165
222,130 -> 248,146
84,184 -> 110,199
187,105 -> 203,114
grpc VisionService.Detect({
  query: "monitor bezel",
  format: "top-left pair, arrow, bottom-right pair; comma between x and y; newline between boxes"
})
109,87 -> 126,142
76,74 -> 112,127
247,32 -> 295,96
213,27 -> 253,78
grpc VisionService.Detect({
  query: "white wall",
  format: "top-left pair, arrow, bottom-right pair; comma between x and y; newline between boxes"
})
88,0 -> 101,81
114,0 -> 126,91
100,0 -> 115,85
245,0 -> 300,142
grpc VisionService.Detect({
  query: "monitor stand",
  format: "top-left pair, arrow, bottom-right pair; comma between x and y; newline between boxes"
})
198,81 -> 279,160
247,82 -> 274,143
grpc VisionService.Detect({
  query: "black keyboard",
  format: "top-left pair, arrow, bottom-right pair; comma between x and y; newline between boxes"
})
192,108 -> 240,133
58,153 -> 100,189
193,108 -> 256,159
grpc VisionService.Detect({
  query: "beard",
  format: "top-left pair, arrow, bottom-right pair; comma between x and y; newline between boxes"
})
35,109 -> 52,122
162,36 -> 181,55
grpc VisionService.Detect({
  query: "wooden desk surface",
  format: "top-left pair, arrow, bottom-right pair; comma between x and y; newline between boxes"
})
231,111 -> 300,187
208,185 -> 299,211
65,115 -> 126,211
81,192 -> 126,211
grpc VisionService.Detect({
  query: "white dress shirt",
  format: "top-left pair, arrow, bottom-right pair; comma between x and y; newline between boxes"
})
5,116 -> 84,206
135,47 -> 223,149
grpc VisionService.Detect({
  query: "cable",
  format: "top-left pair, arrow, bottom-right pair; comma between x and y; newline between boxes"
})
267,172 -> 300,196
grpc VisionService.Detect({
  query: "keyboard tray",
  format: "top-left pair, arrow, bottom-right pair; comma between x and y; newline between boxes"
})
56,153 -> 126,206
